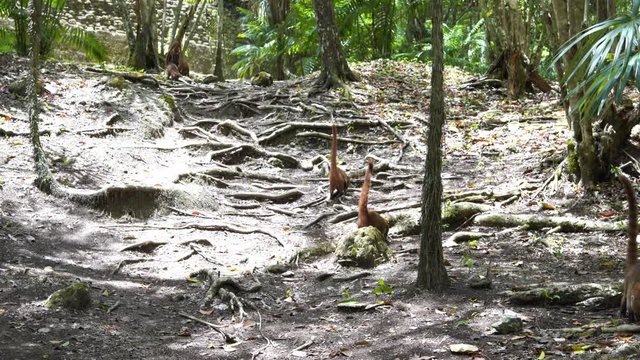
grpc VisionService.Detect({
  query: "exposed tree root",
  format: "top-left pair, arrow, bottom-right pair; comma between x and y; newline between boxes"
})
507,282 -> 619,307
111,258 -> 147,276
177,166 -> 292,184
110,222 -> 283,247
296,131 -> 401,145
178,311 -> 238,343
228,189 -> 304,203
560,324 -> 640,334
120,240 -> 167,253
257,119 -> 413,145
208,144 -> 301,168
473,213 -> 624,233
191,269 -> 262,322
216,120 -> 258,142
85,67 -> 160,88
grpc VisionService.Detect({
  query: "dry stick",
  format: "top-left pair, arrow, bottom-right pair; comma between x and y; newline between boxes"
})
295,196 -> 327,209
250,308 -> 274,360
178,312 -> 236,343
168,206 -> 212,218
376,118 -> 409,162
266,206 -> 297,216
229,189 -> 304,203
296,131 -> 401,145
191,243 -> 222,265
252,183 -> 301,191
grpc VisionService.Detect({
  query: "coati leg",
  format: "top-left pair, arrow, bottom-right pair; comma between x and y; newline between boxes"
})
328,124 -> 349,200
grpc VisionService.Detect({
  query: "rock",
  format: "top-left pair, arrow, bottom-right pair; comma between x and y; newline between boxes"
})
449,344 -> 479,355
202,75 -> 219,84
334,227 -> 389,268
266,263 -> 289,274
251,72 -> 273,87
610,343 -> 640,357
492,317 -> 523,335
46,281 -> 92,310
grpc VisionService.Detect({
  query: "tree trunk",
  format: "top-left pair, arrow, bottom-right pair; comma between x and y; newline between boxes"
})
169,0 -> 184,45
406,0 -> 428,45
183,1 -> 206,53
213,0 -> 224,81
417,0 -> 449,291
130,0 -> 159,71
269,0 -> 291,80
115,0 -> 136,59
311,0 -> 358,93
159,0 -> 168,54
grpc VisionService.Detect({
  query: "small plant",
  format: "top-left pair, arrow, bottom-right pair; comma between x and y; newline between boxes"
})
340,289 -> 355,303
373,279 -> 393,296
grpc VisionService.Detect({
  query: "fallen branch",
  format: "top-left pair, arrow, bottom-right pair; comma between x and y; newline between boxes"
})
120,240 -> 167,253
507,282 -> 619,306
560,324 -> 640,334
111,258 -> 147,276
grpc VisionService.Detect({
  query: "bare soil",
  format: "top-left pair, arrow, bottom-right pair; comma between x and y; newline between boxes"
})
0,55 -> 634,359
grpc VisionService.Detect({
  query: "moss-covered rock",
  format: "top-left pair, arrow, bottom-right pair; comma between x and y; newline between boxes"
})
108,76 -> 127,90
251,72 -> 273,87
335,227 -> 389,268
46,281 -> 92,310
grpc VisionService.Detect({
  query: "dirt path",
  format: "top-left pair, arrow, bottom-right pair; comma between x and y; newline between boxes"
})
0,56 -> 633,359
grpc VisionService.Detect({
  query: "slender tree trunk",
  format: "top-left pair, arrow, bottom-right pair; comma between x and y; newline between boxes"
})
159,0 -> 168,54
417,0 -> 449,291
406,0 -> 428,45
269,0 -> 291,80
372,0 -> 395,58
170,0 -> 184,45
213,0 -> 224,80
115,0 -> 136,58
130,0 -> 159,70
184,1 -> 207,53
311,0 -> 357,93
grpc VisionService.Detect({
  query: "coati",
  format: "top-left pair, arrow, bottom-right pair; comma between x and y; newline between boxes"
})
357,160 -> 389,239
165,41 -> 189,79
166,63 -> 181,80
328,124 -> 349,199
619,173 -> 640,322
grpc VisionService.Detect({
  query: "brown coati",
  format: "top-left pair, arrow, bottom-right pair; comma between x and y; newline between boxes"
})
165,63 -> 181,80
165,41 -> 189,78
357,160 -> 389,239
619,173 -> 640,321
328,124 -> 349,199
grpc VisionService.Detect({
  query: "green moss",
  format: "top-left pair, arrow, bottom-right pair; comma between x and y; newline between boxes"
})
566,139 -> 580,177
46,281 -> 91,310
335,227 -> 389,268
161,94 -> 177,112
108,76 -> 126,90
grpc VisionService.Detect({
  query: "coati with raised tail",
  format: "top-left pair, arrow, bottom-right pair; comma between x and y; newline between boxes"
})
328,124 -> 349,199
619,173 -> 640,321
357,160 -> 389,239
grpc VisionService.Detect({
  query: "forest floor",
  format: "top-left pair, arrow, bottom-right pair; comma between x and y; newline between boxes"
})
0,54 -> 637,359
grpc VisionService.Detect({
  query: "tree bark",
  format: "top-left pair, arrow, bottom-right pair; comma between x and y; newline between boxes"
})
269,0 -> 291,80
213,0 -> 224,81
130,0 -> 159,70
416,0 -> 449,291
115,0 -> 136,58
311,0 -> 357,93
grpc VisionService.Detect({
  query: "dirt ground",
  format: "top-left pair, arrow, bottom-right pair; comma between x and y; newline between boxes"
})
0,54 -> 636,359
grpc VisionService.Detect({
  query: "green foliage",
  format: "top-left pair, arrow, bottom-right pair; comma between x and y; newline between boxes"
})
0,0 -> 107,62
551,1 -> 640,121
443,19 -> 487,73
372,279 -> 392,296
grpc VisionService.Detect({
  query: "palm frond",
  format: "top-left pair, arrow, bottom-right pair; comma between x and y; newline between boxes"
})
60,27 -> 108,62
